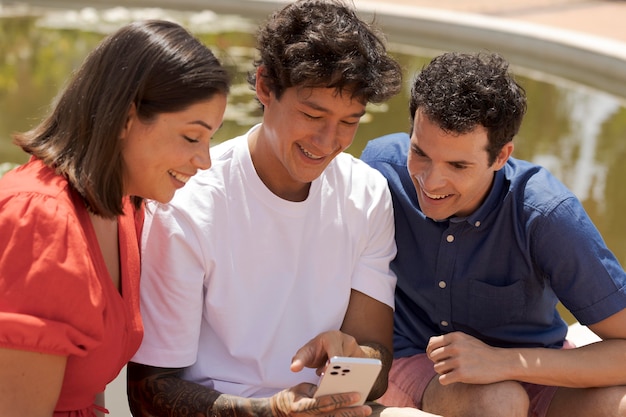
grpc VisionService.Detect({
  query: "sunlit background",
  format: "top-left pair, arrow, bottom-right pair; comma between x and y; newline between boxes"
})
2,3 -> 625,415
2,3 -> 626,323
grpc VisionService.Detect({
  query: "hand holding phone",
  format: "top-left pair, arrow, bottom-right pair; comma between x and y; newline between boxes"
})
313,356 -> 382,405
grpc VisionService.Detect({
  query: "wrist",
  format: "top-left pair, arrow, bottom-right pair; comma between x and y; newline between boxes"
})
267,393 -> 287,417
501,347 -> 528,381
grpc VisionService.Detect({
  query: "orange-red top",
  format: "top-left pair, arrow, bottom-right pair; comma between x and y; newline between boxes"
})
0,158 -> 143,416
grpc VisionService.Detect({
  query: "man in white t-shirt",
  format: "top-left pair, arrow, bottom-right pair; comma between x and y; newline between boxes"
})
126,2 -> 439,417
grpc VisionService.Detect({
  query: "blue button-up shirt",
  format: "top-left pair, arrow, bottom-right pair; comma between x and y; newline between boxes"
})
362,132 -> 626,358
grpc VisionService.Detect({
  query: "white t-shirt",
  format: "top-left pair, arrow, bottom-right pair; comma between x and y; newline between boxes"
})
132,125 -> 397,398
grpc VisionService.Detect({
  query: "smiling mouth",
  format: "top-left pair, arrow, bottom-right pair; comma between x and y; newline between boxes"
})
168,170 -> 191,184
424,190 -> 451,200
297,144 -> 324,160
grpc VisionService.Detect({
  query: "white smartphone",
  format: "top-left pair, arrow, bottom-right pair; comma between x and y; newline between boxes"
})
313,356 -> 382,405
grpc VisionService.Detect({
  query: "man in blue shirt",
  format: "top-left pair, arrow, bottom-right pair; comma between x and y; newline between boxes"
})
361,52 -> 626,417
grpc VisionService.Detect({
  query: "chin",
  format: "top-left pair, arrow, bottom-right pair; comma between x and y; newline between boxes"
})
150,191 -> 175,204
160,195 -> 176,204
422,208 -> 449,222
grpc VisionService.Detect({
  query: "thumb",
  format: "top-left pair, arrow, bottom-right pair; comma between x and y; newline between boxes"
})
290,357 -> 305,373
290,345 -> 316,372
291,336 -> 331,373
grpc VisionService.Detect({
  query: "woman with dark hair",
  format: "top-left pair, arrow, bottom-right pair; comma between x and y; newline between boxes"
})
0,19 -> 230,416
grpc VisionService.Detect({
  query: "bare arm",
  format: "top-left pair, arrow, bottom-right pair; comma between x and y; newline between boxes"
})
0,347 -> 66,417
127,362 -> 371,417
512,308 -> 626,387
341,289 -> 394,400
427,308 -> 626,388
290,290 -> 393,401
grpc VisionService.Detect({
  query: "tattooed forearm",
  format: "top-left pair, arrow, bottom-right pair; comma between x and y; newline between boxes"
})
211,395 -> 273,417
127,362 -> 273,417
359,341 -> 393,400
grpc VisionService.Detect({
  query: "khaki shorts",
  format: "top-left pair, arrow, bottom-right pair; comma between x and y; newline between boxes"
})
377,353 -> 558,417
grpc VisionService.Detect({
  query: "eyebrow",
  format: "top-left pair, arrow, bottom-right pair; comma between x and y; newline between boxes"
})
412,143 -> 474,166
189,120 -> 215,131
303,100 -> 366,119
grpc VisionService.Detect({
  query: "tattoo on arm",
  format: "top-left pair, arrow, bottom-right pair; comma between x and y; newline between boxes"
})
127,362 -> 274,417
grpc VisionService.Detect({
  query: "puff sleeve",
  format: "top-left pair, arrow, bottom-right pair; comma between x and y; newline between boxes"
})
0,191 -> 104,357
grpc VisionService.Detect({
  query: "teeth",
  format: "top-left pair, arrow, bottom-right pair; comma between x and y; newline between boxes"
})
424,190 -> 449,200
298,144 -> 323,160
169,170 -> 191,184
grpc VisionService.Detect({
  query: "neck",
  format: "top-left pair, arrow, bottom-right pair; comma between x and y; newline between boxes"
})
247,129 -> 311,202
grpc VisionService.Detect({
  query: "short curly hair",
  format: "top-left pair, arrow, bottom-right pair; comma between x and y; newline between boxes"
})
410,52 -> 527,165
248,0 -> 402,104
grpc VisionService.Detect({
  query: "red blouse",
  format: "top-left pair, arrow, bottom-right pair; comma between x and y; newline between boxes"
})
0,158 -> 143,416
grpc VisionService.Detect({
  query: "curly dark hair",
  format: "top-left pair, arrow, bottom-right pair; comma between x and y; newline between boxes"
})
409,52 -> 527,165
248,0 -> 402,104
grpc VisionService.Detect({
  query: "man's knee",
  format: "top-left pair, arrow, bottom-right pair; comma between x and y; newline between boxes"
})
423,379 -> 529,417
548,385 -> 626,417
478,381 -> 529,417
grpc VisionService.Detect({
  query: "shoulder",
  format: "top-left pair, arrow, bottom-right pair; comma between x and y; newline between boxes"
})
361,132 -> 410,167
0,159 -> 78,224
0,158 -> 72,201
319,154 -> 394,217
504,158 -> 577,215
328,152 -> 389,191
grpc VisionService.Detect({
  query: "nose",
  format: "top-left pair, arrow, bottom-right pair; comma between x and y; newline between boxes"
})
311,123 -> 344,154
192,147 -> 212,170
420,163 -> 446,190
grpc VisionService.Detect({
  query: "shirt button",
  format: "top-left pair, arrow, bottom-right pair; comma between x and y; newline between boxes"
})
438,281 -> 447,289
441,320 -> 449,327
474,221 -> 481,227
446,234 -> 454,243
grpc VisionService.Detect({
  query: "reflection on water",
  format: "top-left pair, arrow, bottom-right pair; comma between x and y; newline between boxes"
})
533,90 -> 621,210
2,5 -> 626,274
0,6 -> 261,165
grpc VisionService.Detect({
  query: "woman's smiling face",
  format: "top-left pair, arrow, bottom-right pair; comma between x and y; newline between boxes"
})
121,95 -> 227,203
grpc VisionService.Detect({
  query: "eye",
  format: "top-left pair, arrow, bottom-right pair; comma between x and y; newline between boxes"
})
411,146 -> 426,157
302,112 -> 321,120
183,135 -> 199,144
450,162 -> 468,170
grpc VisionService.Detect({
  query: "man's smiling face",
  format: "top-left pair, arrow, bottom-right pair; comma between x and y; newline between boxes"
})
253,78 -> 366,200
407,109 -> 512,221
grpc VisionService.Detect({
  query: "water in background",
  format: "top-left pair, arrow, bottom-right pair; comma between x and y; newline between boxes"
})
2,5 -> 626,324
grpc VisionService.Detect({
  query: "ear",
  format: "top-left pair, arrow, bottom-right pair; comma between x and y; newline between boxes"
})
493,142 -> 514,171
120,102 -> 137,140
255,66 -> 272,107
